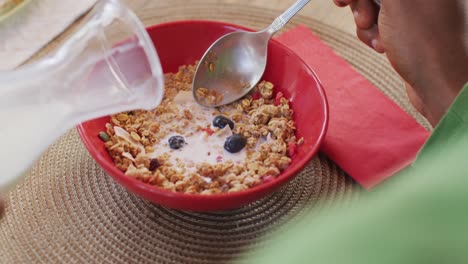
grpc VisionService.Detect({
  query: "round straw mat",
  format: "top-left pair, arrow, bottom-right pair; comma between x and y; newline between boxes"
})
0,2 -> 431,263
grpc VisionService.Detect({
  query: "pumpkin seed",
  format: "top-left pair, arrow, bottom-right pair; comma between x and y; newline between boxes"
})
116,113 -> 129,121
98,131 -> 110,142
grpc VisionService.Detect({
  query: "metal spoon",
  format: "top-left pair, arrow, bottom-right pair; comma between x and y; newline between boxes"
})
192,0 -> 311,107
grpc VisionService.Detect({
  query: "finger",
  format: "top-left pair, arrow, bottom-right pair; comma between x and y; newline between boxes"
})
404,82 -> 426,117
333,0 -> 352,7
350,0 -> 379,30
356,25 -> 385,53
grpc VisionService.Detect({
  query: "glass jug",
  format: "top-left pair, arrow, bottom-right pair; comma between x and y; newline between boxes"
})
0,0 -> 164,191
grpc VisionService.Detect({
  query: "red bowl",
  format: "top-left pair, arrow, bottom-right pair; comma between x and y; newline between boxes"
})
77,20 -> 328,212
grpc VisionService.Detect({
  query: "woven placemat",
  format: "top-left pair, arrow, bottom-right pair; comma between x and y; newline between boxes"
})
0,2 -> 431,263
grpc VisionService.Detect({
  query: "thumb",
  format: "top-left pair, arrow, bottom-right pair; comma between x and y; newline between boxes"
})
356,24 -> 385,53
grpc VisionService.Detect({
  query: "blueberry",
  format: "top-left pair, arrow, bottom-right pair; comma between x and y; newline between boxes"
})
168,135 -> 186,150
224,134 -> 247,153
212,115 -> 234,130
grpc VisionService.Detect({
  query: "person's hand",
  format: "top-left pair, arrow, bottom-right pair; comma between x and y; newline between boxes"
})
333,0 -> 468,125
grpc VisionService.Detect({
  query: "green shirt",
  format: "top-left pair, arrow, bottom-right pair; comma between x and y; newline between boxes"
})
247,83 -> 468,264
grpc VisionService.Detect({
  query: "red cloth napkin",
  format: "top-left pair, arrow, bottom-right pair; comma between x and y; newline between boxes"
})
276,25 -> 430,189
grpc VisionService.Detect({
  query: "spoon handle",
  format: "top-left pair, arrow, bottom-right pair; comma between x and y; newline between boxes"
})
267,0 -> 381,34
268,0 -> 311,34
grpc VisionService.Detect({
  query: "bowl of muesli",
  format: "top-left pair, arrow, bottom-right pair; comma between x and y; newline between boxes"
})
77,20 -> 328,211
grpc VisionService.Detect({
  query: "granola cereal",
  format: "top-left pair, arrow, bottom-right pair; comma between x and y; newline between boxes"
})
195,87 -> 224,106
103,63 -> 300,194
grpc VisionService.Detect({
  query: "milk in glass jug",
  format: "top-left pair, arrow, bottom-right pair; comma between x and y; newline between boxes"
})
0,0 -> 164,191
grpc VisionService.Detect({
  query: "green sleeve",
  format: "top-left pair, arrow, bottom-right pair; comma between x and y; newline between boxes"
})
244,83 -> 468,264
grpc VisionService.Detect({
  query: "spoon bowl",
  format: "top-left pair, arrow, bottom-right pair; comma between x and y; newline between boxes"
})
192,30 -> 271,107
193,0 -> 311,107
